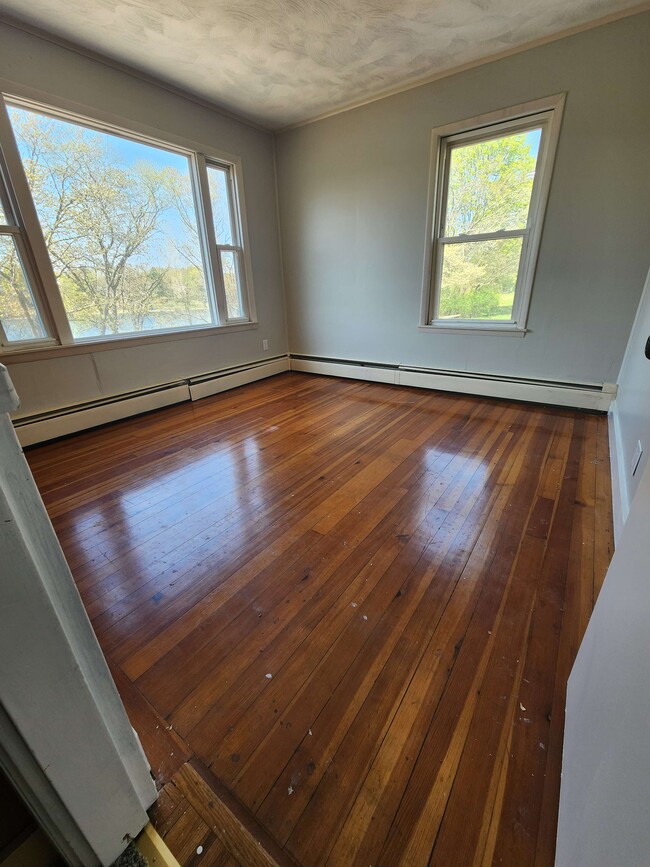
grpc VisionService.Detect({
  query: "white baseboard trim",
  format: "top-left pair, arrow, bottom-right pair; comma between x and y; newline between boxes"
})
290,356 -> 616,412
189,356 -> 290,400
290,357 -> 398,385
15,384 -> 191,447
13,355 -> 291,446
608,400 -> 629,544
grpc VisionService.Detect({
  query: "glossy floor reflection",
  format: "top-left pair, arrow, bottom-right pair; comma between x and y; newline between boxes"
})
27,372 -> 613,867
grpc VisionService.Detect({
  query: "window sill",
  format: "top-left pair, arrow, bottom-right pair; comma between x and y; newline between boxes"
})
419,323 -> 527,338
0,320 -> 259,363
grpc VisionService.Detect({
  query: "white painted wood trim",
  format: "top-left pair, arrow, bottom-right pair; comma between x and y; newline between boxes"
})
0,363 -> 157,866
420,94 -> 565,332
12,356 -> 291,445
14,384 -> 191,446
0,362 -> 19,412
398,368 -> 611,410
608,400 -> 629,543
289,356 -> 615,411
290,358 -> 398,385
418,324 -> 526,337
0,705 -> 96,867
0,320 -> 259,363
189,356 -> 290,400
556,458 -> 650,866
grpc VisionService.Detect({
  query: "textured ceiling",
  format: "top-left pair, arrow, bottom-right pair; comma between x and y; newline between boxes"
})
0,0 -> 641,128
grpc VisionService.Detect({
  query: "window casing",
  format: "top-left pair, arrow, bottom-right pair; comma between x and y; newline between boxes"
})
422,95 -> 564,335
0,94 -> 256,354
0,150 -> 54,347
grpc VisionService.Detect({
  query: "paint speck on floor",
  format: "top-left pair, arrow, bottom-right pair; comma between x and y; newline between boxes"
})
265,673 -> 273,679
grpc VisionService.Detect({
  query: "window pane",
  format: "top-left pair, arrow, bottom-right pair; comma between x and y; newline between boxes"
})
0,235 -> 47,341
8,106 -> 214,339
207,165 -> 234,246
0,197 -> 7,225
437,237 -> 523,321
220,250 -> 243,319
444,128 -> 541,236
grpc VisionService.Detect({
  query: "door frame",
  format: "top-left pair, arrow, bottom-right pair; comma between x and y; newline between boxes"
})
0,363 -> 156,866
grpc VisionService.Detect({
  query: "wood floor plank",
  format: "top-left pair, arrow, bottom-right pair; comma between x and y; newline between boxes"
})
189,405 -> 507,767
372,415 -> 556,866
25,373 -> 614,867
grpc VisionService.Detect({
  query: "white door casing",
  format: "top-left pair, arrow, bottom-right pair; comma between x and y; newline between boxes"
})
0,363 -> 156,866
556,458 -> 650,865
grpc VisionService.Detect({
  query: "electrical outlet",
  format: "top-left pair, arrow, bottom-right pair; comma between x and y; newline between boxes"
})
262,339 -> 269,351
631,440 -> 643,476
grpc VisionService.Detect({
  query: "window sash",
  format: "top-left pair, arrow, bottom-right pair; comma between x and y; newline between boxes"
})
205,159 -> 249,321
0,95 -> 254,352
429,110 -> 554,328
0,129 -> 60,347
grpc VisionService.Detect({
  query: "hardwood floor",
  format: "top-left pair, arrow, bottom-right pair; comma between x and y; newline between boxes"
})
25,372 -> 613,866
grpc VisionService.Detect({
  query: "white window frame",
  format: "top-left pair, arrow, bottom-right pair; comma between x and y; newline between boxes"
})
0,131 -> 62,349
0,89 -> 257,358
420,94 -> 565,337
196,157 -> 255,324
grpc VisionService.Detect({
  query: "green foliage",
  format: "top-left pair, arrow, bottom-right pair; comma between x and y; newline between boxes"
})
439,131 -> 537,320
3,109 -> 217,338
445,132 -> 537,236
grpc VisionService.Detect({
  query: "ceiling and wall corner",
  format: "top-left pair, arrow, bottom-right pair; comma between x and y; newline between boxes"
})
0,0 -> 647,129
0,2 -> 648,420
274,11 -> 650,385
0,21 -> 289,418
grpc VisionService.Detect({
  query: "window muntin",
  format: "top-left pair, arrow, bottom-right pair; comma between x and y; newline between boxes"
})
428,111 -> 555,330
443,128 -> 541,238
0,96 -> 254,352
206,163 -> 246,320
0,159 -> 50,344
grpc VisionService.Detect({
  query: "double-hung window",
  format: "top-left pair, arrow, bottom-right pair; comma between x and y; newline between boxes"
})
0,95 -> 255,353
423,95 -> 564,334
0,150 -> 52,345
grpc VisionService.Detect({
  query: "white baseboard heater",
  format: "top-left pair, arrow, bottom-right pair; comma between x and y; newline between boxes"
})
13,355 -> 290,446
289,355 -> 616,412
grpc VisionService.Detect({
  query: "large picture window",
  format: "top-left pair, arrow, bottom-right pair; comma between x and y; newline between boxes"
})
0,96 -> 255,352
422,96 -> 564,334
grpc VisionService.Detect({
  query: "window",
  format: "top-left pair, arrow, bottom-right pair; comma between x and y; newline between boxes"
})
0,155 -> 51,345
206,163 -> 247,320
0,96 -> 255,352
423,96 -> 564,334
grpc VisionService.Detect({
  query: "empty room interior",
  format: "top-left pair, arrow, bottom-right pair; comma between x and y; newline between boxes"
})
0,1 -> 649,866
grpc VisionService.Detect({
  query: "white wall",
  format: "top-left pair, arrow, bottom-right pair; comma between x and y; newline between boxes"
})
556,455 -> 650,867
0,23 -> 288,418
276,12 -> 650,386
609,266 -> 650,534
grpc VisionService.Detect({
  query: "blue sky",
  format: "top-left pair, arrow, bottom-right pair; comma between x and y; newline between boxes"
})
525,128 -> 542,159
10,105 -> 204,270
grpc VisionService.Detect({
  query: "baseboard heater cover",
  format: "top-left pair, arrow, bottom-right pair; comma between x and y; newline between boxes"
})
189,356 -> 290,400
290,355 -> 616,412
14,355 -> 290,446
